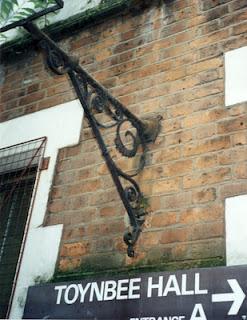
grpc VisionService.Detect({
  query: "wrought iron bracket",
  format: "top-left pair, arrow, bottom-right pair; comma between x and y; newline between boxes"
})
22,22 -> 161,257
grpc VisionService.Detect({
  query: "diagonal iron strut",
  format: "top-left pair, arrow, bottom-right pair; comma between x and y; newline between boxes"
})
20,21 -> 161,257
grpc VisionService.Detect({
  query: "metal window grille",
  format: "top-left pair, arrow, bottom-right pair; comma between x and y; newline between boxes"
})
0,137 -> 46,318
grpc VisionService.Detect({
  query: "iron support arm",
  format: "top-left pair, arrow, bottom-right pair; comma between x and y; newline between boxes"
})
23,22 -> 161,257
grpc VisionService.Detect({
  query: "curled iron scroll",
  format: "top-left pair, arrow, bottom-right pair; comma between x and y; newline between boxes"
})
88,90 -> 123,128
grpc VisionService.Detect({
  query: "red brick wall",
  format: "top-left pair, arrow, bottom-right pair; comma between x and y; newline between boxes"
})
0,0 -> 247,273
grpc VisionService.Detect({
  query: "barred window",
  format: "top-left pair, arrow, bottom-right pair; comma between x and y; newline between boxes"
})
0,137 -> 46,318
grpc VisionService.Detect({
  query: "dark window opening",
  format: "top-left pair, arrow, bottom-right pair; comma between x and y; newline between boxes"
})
0,138 -> 46,318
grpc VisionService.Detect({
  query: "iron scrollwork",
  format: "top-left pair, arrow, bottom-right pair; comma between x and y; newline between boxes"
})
24,22 -> 162,257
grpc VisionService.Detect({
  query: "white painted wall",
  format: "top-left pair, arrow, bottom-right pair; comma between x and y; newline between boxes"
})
224,45 -> 247,266
226,195 -> 247,266
225,46 -> 247,106
0,100 -> 84,318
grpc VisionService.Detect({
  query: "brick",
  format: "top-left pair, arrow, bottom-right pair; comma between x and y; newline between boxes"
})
205,5 -> 229,21
24,103 -> 37,114
161,92 -> 187,109
149,197 -> 161,212
71,35 -> 97,50
61,242 -> 89,257
72,208 -> 96,224
174,29 -> 197,43
187,82 -> 223,101
19,91 -> 45,106
59,257 -> 82,272
187,58 -> 222,75
63,227 -> 85,241
191,221 -> 224,240
223,34 -> 247,52
114,35 -> 150,54
114,237 -> 127,253
89,189 -> 118,206
232,132 -> 247,146
67,179 -> 101,196
172,239 -> 224,261
99,206 -> 119,218
40,75 -> 68,89
218,151 -> 232,165
5,99 -> 18,110
183,167 -> 231,189
139,166 -> 164,181
232,147 -> 247,162
164,159 -> 193,176
85,220 -> 124,238
142,97 -> 162,114
161,192 -> 192,210
179,204 -> 223,224
192,95 -> 224,113
234,162 -> 247,179
93,238 -> 115,253
192,187 -> 217,203
69,195 -> 89,211
220,182 -> 247,199
221,10 -> 247,28
1,108 -> 24,121
163,118 -> 182,133
199,20 -> 221,35
48,200 -> 67,213
171,75 -> 201,93
166,131 -> 193,146
121,29 -> 136,42
232,23 -> 247,36
157,67 -> 187,84
199,43 -> 222,59
151,211 -> 178,228
100,176 -> 114,189
160,227 -> 189,244
38,93 -> 74,110
50,186 -> 66,199
27,83 -> 40,94
190,29 -> 229,50
199,0 -> 226,11
194,124 -> 217,139
160,42 -> 189,61
195,154 -> 218,169
54,171 -> 77,185
65,145 -> 81,157
153,177 -> 180,195
229,0 -> 247,10
152,146 -> 181,164
46,214 -> 62,225
228,104 -> 247,116
167,103 -> 193,118
218,116 -> 247,134
183,136 -> 231,157
197,69 -> 221,84
47,82 -> 71,96
140,231 -> 162,247
174,51 -> 199,68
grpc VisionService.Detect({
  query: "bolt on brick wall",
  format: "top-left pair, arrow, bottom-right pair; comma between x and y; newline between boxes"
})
0,0 -> 247,273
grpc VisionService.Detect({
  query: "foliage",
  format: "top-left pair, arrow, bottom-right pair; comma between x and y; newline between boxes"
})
0,0 -> 56,29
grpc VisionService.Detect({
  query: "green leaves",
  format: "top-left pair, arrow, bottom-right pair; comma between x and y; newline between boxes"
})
34,0 -> 48,9
0,0 -> 57,29
0,0 -> 15,19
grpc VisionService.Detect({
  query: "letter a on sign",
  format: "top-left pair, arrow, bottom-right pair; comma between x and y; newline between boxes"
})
190,304 -> 207,320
